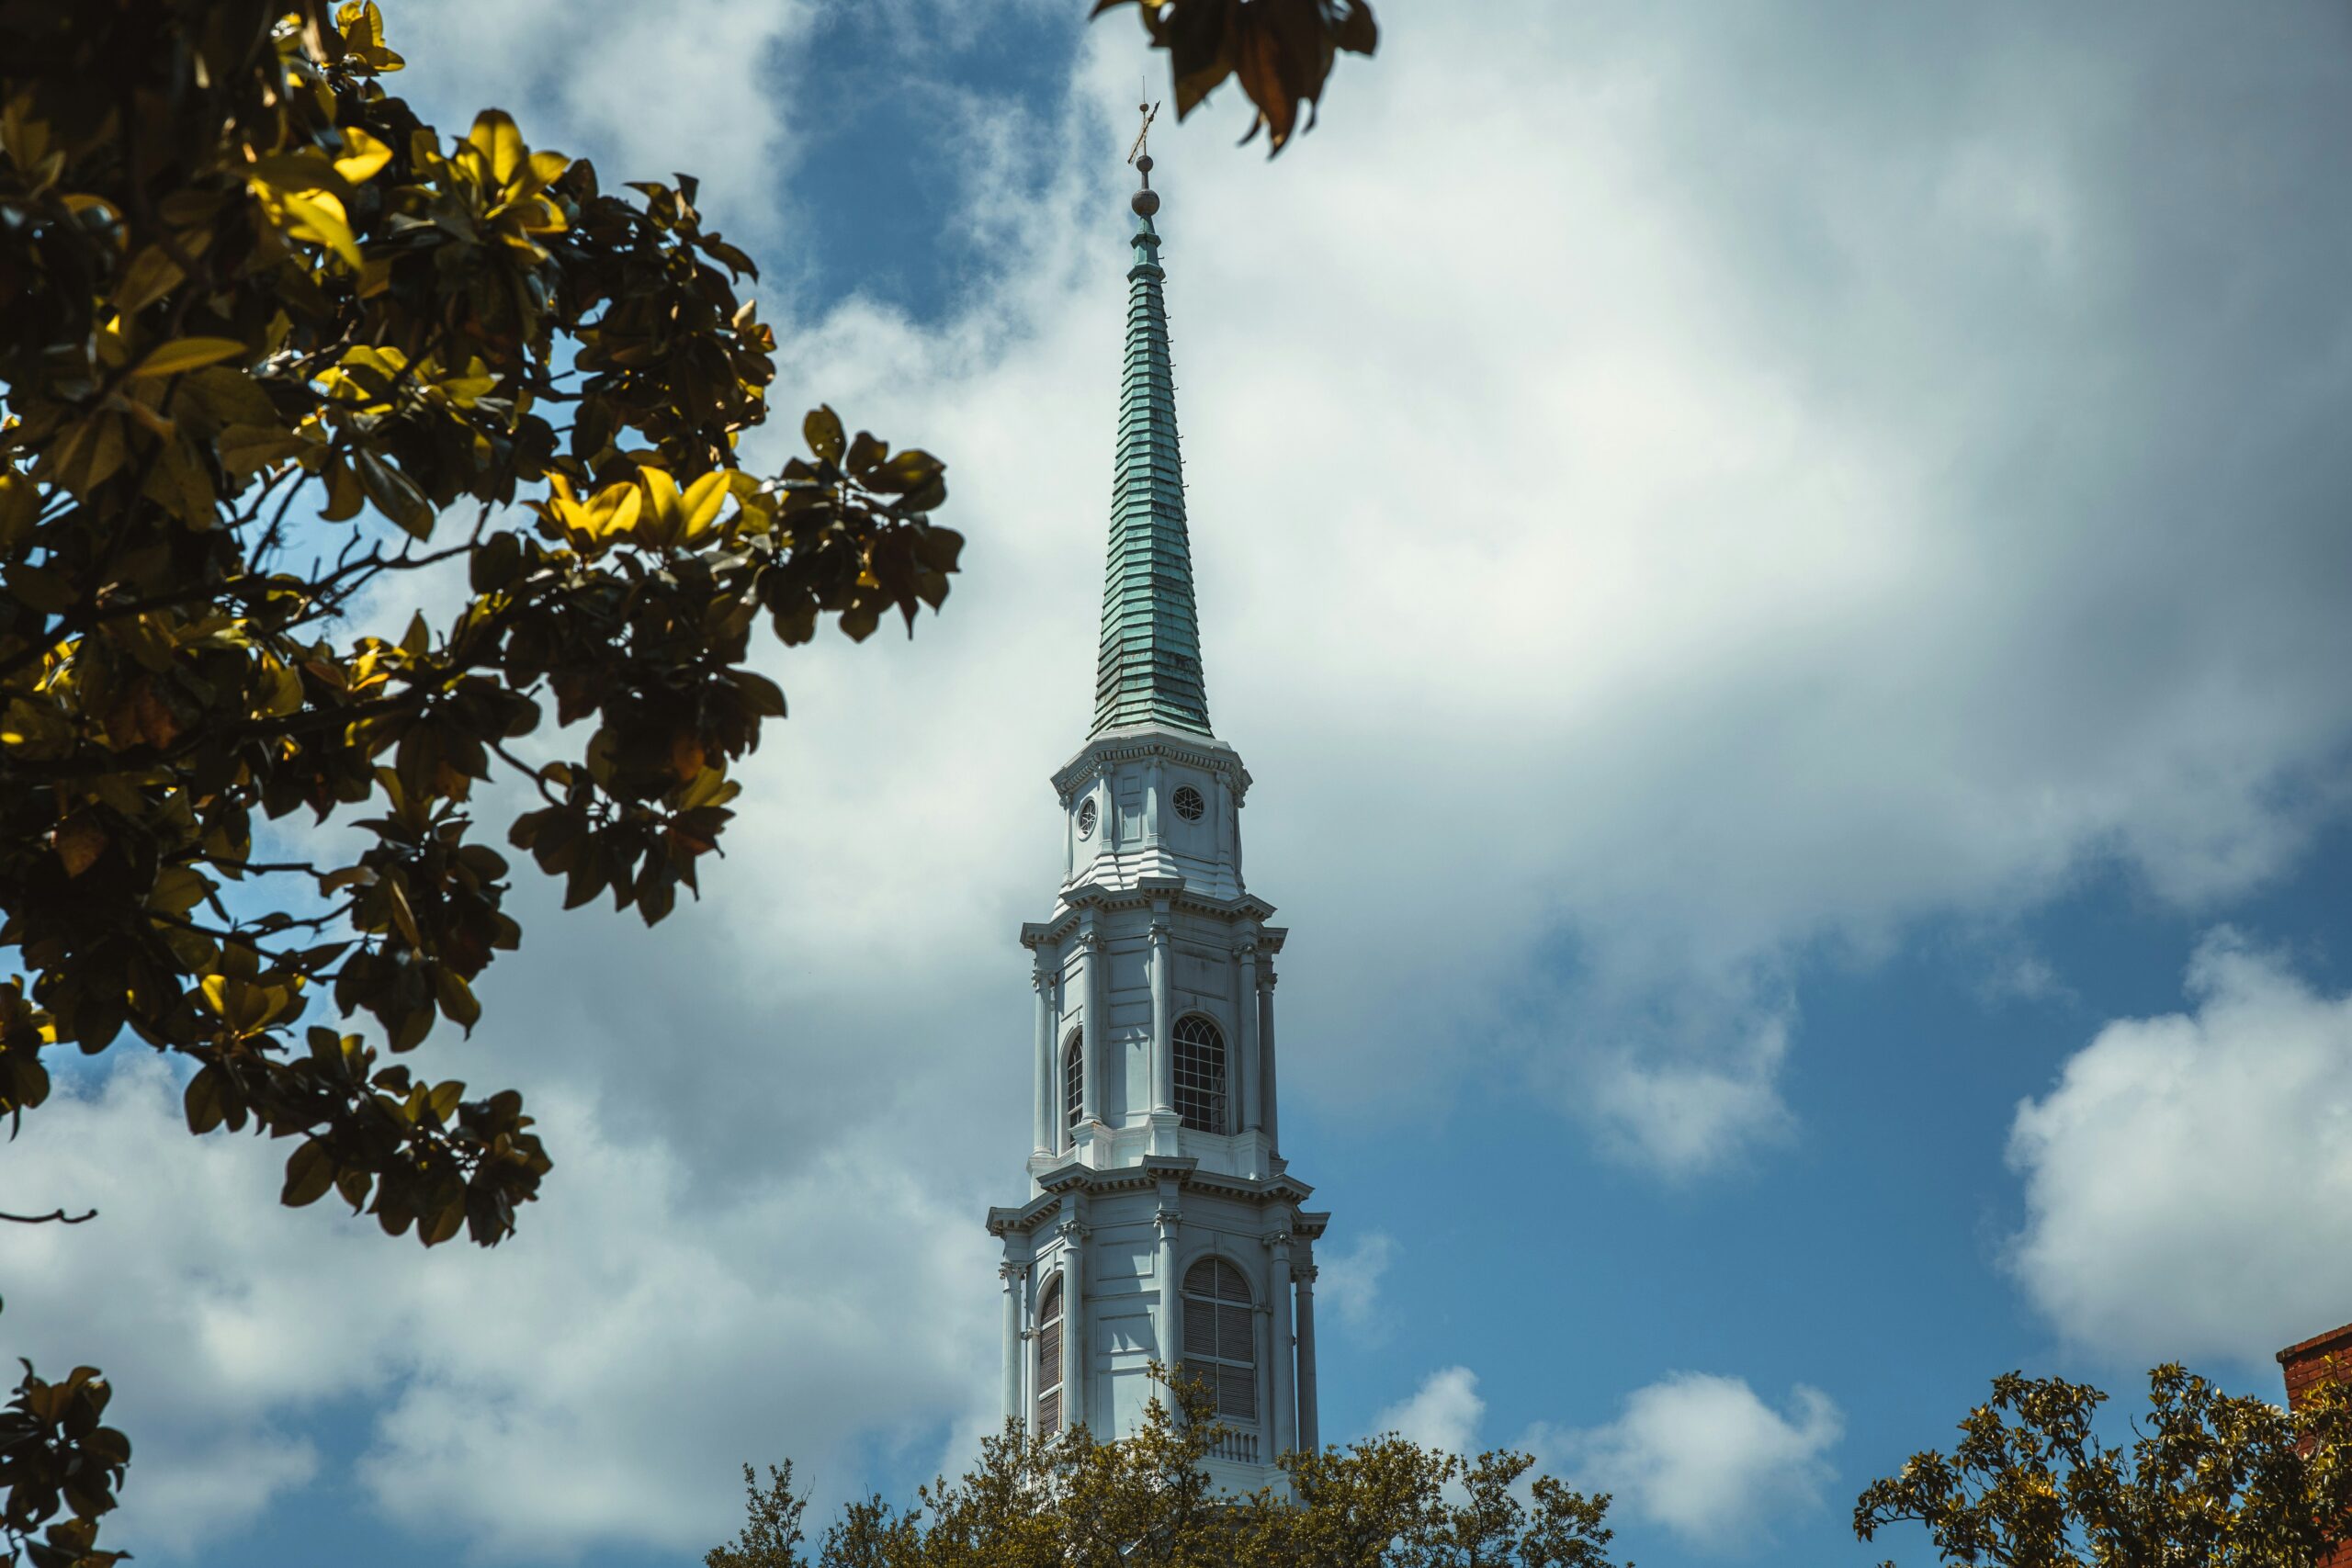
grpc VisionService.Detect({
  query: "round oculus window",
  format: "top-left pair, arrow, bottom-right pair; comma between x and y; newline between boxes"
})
1077,798 -> 1098,838
1172,785 -> 1205,822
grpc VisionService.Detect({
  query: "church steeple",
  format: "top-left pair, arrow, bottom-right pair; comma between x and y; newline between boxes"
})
1092,152 -> 1212,738
987,130 -> 1328,1488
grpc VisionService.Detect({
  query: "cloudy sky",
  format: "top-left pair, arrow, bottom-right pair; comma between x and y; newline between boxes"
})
10,2 -> 2352,1563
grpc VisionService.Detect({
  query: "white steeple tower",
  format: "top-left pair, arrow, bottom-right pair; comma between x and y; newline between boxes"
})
986,141 -> 1327,1489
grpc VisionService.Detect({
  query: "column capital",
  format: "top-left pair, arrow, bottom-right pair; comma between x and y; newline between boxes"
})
1295,1263 -> 1317,1286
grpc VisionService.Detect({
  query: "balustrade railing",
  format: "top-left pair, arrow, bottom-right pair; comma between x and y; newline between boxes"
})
1205,1428 -> 1260,1463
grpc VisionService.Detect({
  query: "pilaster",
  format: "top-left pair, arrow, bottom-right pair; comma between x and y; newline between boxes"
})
1077,918 -> 1104,1144
1266,1224 -> 1296,1457
1057,1210 -> 1087,1430
1000,1261 -> 1023,1420
1236,931 -> 1261,1139
1147,890 -> 1178,1155
1259,968 -> 1281,1157
1295,1257 -> 1319,1453
1154,1183 -> 1181,1373
1031,955 -> 1054,1156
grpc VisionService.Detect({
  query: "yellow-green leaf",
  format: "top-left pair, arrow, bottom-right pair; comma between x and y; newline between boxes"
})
129,336 -> 245,379
467,110 -> 526,187
679,469 -> 729,543
334,126 -> 393,185
269,187 -> 362,270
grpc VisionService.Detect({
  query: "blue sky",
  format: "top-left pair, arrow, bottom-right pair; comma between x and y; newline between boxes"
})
8,2 -> 2352,1565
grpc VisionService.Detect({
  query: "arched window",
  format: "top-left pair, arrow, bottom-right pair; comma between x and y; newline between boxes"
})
1036,1275 -> 1065,1437
1172,1015 -> 1226,1134
1062,1028 -> 1084,1144
1181,1257 -> 1257,1423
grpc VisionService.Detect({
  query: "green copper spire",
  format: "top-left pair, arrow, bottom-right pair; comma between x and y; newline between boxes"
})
1092,150 -> 1212,738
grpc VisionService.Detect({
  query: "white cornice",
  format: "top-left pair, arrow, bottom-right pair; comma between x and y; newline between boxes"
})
1019,881 -> 1279,949
1052,724 -> 1253,806
984,1158 -> 1317,1237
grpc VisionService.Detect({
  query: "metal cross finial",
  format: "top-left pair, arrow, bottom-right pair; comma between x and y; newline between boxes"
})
1126,99 -> 1159,172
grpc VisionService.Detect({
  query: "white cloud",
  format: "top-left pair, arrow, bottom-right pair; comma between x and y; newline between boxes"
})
1372,1366 -> 1485,1457
372,0 -> 2352,1194
1314,1232 -> 1398,1340
1054,0 -> 2352,1176
2006,929 -> 2352,1370
382,0 -> 820,236
1372,1366 -> 1844,1551
0,1061 -> 995,1562
1537,1374 -> 1843,1552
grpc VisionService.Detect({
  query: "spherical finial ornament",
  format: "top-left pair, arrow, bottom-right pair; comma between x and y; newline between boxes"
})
1136,154 -> 1153,175
1131,186 -> 1160,218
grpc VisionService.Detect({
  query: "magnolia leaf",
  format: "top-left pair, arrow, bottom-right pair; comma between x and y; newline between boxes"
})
51,818 -> 107,877
433,968 -> 480,1032
281,1139 -> 335,1207
112,244 -> 188,314
679,469 -> 730,544
353,450 -> 434,538
183,1066 -> 227,1134
280,186 -> 363,268
803,404 -> 845,466
333,125 -> 393,185
128,336 -> 246,379
467,109 -> 527,187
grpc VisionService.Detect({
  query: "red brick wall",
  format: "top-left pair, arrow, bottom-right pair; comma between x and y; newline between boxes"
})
2279,1322 -> 2352,1568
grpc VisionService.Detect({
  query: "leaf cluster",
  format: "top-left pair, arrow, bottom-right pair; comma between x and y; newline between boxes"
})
1096,0 -> 1378,154
718,1369 -> 1623,1568
0,0 -> 1377,1556
1854,1362 -> 2352,1567
0,1361 -> 129,1568
0,0 -> 959,1263
1,5 -> 960,1552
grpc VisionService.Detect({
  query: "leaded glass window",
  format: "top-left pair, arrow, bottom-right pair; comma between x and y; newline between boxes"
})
1172,1015 -> 1226,1134
1063,1028 -> 1084,1144
1181,1257 -> 1256,1423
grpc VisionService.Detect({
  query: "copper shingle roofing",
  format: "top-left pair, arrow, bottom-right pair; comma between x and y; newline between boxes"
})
1091,202 -> 1212,739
